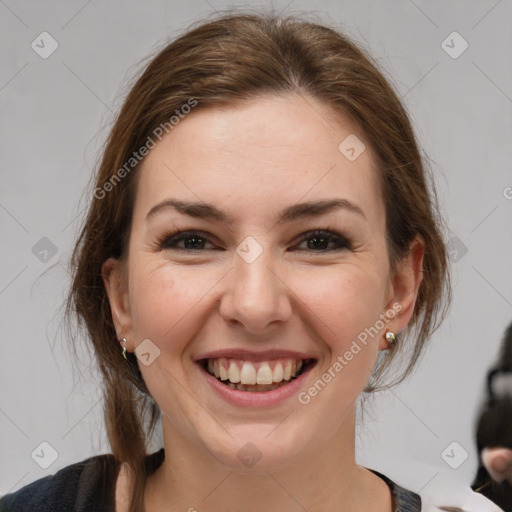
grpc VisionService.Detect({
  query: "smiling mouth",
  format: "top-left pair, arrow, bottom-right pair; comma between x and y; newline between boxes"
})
201,357 -> 316,392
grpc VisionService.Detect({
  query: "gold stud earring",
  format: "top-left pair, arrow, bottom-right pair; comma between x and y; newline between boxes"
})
385,332 -> 397,348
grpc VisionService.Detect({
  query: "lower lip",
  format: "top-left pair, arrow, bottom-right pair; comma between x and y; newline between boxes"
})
198,362 -> 315,408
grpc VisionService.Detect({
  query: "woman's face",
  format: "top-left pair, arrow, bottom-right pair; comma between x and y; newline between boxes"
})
104,93 -> 422,470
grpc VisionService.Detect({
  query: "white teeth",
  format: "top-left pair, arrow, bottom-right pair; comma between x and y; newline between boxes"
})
206,358 -> 309,386
213,360 -> 221,379
273,362 -> 284,383
228,361 -> 241,383
283,360 -> 292,380
240,362 -> 257,385
219,361 -> 229,381
256,362 -> 273,385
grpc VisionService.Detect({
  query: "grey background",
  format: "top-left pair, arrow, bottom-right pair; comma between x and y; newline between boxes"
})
1,0 -> 511,500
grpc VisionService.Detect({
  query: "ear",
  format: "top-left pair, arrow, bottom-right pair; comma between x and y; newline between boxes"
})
102,257 -> 132,347
379,235 -> 425,351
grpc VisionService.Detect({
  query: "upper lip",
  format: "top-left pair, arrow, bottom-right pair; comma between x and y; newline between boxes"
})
194,349 -> 317,363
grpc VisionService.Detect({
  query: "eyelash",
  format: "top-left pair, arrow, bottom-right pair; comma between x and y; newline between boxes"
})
155,229 -> 352,253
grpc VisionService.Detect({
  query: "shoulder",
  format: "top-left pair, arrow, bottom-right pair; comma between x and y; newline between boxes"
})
369,468 -> 422,511
420,488 -> 505,512
0,453 -> 118,512
416,471 -> 506,512
367,468 -> 505,512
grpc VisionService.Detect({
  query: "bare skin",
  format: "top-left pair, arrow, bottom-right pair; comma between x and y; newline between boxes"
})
105,93 -> 424,512
115,410 -> 394,512
482,447 -> 512,485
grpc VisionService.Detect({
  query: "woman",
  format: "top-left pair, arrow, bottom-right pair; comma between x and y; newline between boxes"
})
0,10 -> 501,512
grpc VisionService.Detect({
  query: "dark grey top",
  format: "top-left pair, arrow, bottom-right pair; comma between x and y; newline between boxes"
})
0,449 -> 421,511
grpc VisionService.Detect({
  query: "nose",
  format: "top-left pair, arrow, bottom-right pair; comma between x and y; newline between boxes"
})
219,246 -> 292,335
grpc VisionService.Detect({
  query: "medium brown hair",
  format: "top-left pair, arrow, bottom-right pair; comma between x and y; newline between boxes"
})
66,10 -> 451,512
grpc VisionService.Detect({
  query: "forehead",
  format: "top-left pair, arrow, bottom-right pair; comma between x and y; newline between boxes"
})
134,93 -> 383,226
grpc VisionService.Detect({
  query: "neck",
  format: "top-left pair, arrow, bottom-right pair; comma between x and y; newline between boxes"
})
144,406 -> 392,512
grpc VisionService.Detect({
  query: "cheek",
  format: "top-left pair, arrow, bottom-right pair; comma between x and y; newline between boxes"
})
127,244 -> 389,358
298,264 -> 387,343
295,265 -> 387,392
291,268 -> 385,428
127,258 -> 221,346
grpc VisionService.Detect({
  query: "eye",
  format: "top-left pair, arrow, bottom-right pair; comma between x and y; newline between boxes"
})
155,229 -> 351,253
293,229 -> 352,252
157,230 -> 216,252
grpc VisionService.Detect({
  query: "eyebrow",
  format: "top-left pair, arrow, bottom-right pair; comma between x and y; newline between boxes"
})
145,198 -> 366,224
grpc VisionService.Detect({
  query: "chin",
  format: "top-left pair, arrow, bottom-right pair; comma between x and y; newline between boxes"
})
199,421 -> 314,473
